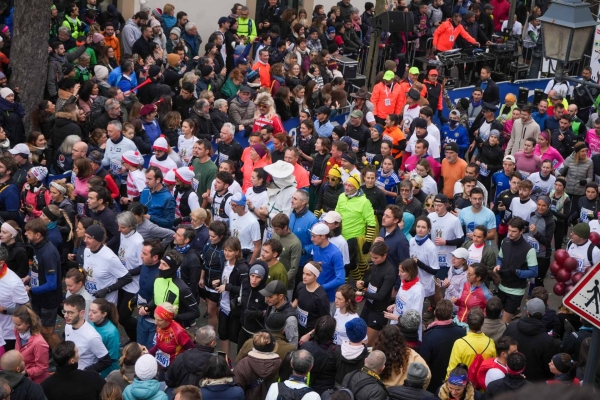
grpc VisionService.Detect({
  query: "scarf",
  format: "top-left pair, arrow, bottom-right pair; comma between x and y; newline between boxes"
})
236,95 -> 250,106
19,330 -> 31,343
427,319 -> 453,329
414,234 -> 428,246
378,168 -> 394,178
252,184 -> 267,194
47,221 -> 58,230
175,243 -> 191,254
471,98 -> 482,108
401,276 -> 420,291
156,152 -> 169,161
0,96 -> 25,117
273,75 -> 285,85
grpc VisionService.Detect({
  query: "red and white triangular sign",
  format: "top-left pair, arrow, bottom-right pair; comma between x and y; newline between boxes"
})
563,262 -> 600,329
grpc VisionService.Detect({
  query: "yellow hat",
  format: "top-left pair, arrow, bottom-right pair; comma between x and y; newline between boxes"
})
348,173 -> 361,189
328,163 -> 342,178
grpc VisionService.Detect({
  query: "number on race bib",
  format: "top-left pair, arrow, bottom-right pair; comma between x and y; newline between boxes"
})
155,350 -> 170,368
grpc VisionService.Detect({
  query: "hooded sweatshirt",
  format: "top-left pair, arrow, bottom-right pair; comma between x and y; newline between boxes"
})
334,342 -> 369,384
234,350 -> 281,400
123,378 -> 167,400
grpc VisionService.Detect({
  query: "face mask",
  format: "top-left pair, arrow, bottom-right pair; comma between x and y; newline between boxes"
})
449,120 -> 459,128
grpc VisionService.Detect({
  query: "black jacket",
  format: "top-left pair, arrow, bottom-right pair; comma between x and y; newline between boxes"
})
362,259 -> 396,313
485,374 -> 533,399
559,327 -> 593,362
190,111 -> 219,141
3,241 -> 29,279
341,369 -> 389,400
41,363 -> 106,400
240,276 -> 268,334
551,128 -> 575,159
51,113 -> 83,155
419,322 -> 466,392
300,341 -> 338,395
389,381 -> 434,400
163,67 -> 183,92
504,316 -> 557,382
334,344 -> 369,385
475,78 -> 500,106
131,36 -> 153,60
0,370 -> 46,400
315,182 -> 344,213
477,142 -> 504,176
165,345 -> 215,388
173,94 -> 196,120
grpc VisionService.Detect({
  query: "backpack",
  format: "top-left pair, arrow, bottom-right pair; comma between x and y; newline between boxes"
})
461,337 -> 492,389
566,240 -> 598,266
320,370 -> 389,400
276,382 -> 314,400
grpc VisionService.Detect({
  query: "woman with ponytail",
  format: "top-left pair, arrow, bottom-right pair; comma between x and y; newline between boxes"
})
547,353 -> 577,385
49,179 -> 76,249
12,305 -> 49,383
89,298 -> 121,377
385,258 -> 425,337
0,221 -> 29,279
65,267 -> 94,321
106,342 -> 147,391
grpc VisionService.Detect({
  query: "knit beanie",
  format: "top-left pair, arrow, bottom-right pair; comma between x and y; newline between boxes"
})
327,163 -> 342,178
399,309 -> 421,341
201,65 -> 213,77
148,65 -> 161,79
85,224 -> 106,242
92,32 -> 104,43
122,150 -> 144,166
94,65 -> 109,81
135,354 -> 158,381
29,166 -> 48,181
170,27 -> 181,38
345,318 -> 367,343
175,166 -> 195,184
249,262 -> 267,279
167,53 -> 180,68
572,223 -> 590,240
0,87 -> 13,99
163,169 -> 176,185
152,135 -> 169,152
406,362 -> 429,386
140,104 -> 157,117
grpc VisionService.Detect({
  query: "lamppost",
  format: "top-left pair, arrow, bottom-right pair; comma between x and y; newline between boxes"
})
538,0 -> 598,87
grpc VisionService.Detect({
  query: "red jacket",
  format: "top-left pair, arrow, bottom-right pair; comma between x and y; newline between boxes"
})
456,282 -> 491,322
490,0 -> 510,32
14,331 -> 50,384
476,358 -> 507,390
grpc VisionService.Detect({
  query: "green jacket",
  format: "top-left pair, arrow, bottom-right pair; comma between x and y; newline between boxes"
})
62,16 -> 85,39
336,190 -> 377,240
237,17 -> 257,43
461,240 -> 497,271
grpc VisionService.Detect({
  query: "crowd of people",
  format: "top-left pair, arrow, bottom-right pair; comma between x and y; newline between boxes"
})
0,0 -> 598,400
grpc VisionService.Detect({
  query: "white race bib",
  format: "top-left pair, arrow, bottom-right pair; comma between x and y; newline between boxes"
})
297,307 -> 308,327
155,350 -> 170,368
85,277 -> 98,294
438,253 -> 448,269
30,271 -> 39,288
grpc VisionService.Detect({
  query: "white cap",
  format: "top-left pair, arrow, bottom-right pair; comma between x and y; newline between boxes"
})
323,211 -> 342,224
309,222 -> 330,235
451,247 -> 470,260
8,143 -> 30,156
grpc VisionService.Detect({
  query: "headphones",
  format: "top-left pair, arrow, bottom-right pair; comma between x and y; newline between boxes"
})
309,65 -> 316,74
24,184 -> 41,193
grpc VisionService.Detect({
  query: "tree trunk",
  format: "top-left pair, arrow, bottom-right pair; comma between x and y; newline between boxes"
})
9,0 -> 53,135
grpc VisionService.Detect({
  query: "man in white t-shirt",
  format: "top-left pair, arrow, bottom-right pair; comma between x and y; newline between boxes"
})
406,117 -> 441,159
508,179 -> 537,223
0,247 -> 29,348
420,106 -> 441,145
428,194 -> 465,279
63,294 -> 111,372
453,163 -> 489,207
207,171 -> 235,223
83,225 -> 133,305
500,15 -> 522,36
229,193 -> 262,263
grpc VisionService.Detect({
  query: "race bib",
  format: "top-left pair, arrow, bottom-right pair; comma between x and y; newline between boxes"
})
467,256 -> 481,266
365,152 -> 375,163
524,235 -> 540,253
581,208 -> 592,223
192,178 -> 199,191
109,160 -> 122,175
449,35 -> 454,42
218,152 -> 229,164
311,174 -> 320,182
155,350 -> 170,368
71,173 -> 76,185
297,307 -> 308,327
29,271 -> 39,288
367,283 -> 378,303
438,253 -> 448,269
350,138 -> 359,149
77,203 -> 85,216
518,170 -> 530,179
395,295 -> 406,316
85,277 -> 98,294
265,226 -> 273,241
479,164 -> 490,177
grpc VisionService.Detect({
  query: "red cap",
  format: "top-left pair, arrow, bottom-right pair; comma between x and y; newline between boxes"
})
429,69 -> 439,76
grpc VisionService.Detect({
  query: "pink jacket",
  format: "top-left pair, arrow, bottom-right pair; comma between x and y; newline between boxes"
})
74,175 -> 90,198
534,145 -> 565,169
14,331 -> 49,384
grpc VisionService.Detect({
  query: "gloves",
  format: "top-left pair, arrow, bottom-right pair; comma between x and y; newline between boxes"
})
438,110 -> 448,125
580,179 -> 588,186
362,241 -> 373,254
95,288 -> 109,298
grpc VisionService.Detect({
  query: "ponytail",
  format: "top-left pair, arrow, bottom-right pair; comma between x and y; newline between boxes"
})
92,298 -> 120,327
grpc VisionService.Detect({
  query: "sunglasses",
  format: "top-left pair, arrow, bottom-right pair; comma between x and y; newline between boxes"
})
329,176 -> 339,181
425,203 -> 433,207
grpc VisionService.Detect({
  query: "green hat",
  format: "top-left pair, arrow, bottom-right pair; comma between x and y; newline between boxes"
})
409,67 -> 420,75
350,109 -> 364,119
573,223 -> 590,240
383,71 -> 395,81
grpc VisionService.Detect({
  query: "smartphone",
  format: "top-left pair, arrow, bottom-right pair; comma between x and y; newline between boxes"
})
217,351 -> 227,359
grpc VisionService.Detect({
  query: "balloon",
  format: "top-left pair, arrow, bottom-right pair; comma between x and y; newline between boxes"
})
585,266 -> 592,275
572,272 -> 584,284
565,284 -> 574,294
563,257 -> 578,272
550,261 -> 562,275
556,268 -> 571,283
590,232 -> 600,245
554,249 -> 569,265
553,282 -> 566,296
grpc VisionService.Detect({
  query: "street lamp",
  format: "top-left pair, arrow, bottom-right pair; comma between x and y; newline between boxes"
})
538,0 -> 596,67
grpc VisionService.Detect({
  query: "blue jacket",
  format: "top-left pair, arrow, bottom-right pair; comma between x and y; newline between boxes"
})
0,180 -> 21,222
379,226 -> 409,270
201,383 -> 245,400
30,238 -> 62,309
108,67 -> 138,90
441,124 -> 470,159
182,32 -> 200,58
142,120 -> 162,143
47,225 -> 63,255
289,207 -> 318,266
138,262 -> 160,306
140,186 -> 176,229
123,379 -> 167,400
315,120 -> 334,138
532,111 -> 548,130
315,242 -> 345,301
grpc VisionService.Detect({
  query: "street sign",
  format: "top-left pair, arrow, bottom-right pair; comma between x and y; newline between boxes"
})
563,262 -> 600,328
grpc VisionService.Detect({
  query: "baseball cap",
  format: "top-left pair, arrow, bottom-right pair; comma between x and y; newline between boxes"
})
323,211 -> 342,224
259,280 -> 287,297
503,155 -> 516,163
218,16 -> 231,25
239,85 -> 252,93
231,192 -> 246,207
525,298 -> 546,317
236,57 -> 249,66
316,106 -> 331,116
310,222 -> 330,235
428,69 -> 439,76
451,248 -> 470,260
408,67 -> 420,75
383,71 -> 395,81
327,26 -> 336,34
434,194 -> 449,203
8,143 -> 31,156
350,109 -> 364,119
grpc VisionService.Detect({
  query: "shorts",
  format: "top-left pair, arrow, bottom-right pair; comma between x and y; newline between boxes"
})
360,307 -> 387,331
218,310 -> 241,343
32,304 -> 59,328
497,289 -> 523,315
205,290 -> 220,304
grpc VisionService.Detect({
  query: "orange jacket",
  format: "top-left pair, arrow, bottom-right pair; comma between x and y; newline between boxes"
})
433,19 -> 476,52
252,61 -> 271,88
382,126 -> 406,160
103,34 -> 121,63
424,79 -> 444,111
371,81 -> 403,119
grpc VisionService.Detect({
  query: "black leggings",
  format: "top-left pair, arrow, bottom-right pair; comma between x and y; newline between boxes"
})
535,257 -> 551,288
117,289 -> 137,342
554,221 -> 567,250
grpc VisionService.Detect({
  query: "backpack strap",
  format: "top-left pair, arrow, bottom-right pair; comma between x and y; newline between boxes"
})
461,338 -> 479,354
350,370 -> 389,397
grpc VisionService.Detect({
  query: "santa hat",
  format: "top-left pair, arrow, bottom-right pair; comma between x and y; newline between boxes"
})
122,150 -> 144,166
175,166 -> 195,184
152,135 -> 169,152
163,169 -> 176,185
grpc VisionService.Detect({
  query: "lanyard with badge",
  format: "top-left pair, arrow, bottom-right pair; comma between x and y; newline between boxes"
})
385,83 -> 394,107
449,25 -> 458,43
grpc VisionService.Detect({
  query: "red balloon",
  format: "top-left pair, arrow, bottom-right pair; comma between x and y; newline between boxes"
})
550,261 -> 562,275
553,282 -> 566,296
572,272 -> 584,284
556,268 -> 571,283
554,249 -> 569,265
565,284 -> 574,294
590,232 -> 600,245
563,257 -> 579,272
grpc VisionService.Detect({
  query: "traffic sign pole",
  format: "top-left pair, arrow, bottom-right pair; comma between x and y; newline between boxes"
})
583,328 -> 600,387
